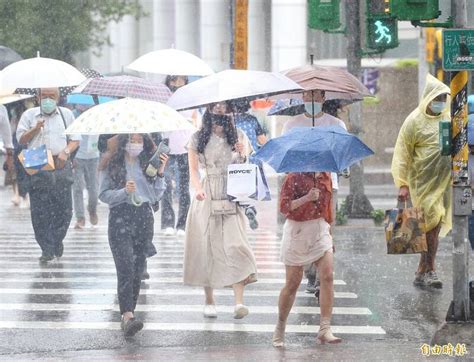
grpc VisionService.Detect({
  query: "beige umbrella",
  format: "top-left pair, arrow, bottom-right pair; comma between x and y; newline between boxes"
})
281,64 -> 372,101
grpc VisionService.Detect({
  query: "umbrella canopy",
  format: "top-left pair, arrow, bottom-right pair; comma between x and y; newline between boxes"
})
65,97 -> 195,136
254,125 -> 374,173
282,64 -> 372,101
167,70 -> 303,111
0,46 -> 22,70
15,68 -> 103,98
0,94 -> 34,105
127,48 -> 214,76
267,99 -> 305,116
72,75 -> 171,103
0,56 -> 86,89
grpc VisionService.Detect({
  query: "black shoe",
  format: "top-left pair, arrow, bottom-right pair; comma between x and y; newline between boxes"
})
141,271 -> 150,280
39,254 -> 54,264
55,242 -> 64,258
121,317 -> 144,337
245,207 -> 259,230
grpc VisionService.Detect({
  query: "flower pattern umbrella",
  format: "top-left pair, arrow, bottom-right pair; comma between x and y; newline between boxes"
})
72,75 -> 171,103
65,97 -> 195,135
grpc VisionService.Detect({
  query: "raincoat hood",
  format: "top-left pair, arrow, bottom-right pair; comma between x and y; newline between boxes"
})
418,74 -> 450,118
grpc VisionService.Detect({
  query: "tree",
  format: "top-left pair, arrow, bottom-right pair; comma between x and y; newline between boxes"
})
0,0 -> 144,64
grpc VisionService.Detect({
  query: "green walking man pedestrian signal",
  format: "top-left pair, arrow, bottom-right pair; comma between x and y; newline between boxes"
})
374,20 -> 392,44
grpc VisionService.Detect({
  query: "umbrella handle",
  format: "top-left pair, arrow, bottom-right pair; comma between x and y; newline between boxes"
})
129,191 -> 143,207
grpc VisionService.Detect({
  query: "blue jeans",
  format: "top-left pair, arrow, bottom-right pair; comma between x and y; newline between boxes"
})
72,158 -> 99,220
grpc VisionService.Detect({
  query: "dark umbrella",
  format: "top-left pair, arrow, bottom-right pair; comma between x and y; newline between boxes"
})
0,46 -> 22,70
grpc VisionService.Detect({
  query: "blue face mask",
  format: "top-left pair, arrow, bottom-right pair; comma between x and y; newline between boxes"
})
429,101 -> 446,114
304,102 -> 322,116
41,98 -> 57,114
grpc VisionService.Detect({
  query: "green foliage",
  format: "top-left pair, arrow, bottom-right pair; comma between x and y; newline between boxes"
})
335,200 -> 348,226
0,0 -> 145,64
362,96 -> 381,106
370,209 -> 385,226
394,59 -> 419,68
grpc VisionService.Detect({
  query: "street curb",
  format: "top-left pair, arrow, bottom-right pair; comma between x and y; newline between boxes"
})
431,321 -> 474,347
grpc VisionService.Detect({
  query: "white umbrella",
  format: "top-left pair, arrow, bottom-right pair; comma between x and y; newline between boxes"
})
0,56 -> 86,89
127,48 -> 214,76
167,70 -> 303,111
65,97 -> 195,135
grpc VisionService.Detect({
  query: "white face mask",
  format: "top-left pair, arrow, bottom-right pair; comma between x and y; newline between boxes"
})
304,102 -> 322,116
125,143 -> 143,158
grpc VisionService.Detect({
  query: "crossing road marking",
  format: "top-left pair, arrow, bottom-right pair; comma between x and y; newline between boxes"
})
0,288 -> 357,298
0,303 -> 371,315
0,321 -> 386,335
0,277 -> 346,285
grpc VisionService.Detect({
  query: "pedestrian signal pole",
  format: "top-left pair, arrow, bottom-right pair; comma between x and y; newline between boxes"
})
447,0 -> 471,321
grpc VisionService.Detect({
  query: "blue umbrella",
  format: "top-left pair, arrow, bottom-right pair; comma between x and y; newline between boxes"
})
254,125 -> 374,173
267,99 -> 305,116
66,94 -> 116,105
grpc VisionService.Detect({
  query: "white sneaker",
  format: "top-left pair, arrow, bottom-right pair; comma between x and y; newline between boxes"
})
203,304 -> 217,318
163,227 -> 175,236
176,229 -> 185,237
233,304 -> 249,319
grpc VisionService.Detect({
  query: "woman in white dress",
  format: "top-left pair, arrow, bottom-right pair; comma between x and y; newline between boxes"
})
184,101 -> 257,319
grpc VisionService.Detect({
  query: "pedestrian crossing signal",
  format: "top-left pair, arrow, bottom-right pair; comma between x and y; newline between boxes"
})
366,16 -> 399,50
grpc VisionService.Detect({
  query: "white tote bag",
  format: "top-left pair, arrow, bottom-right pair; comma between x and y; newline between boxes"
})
227,163 -> 271,202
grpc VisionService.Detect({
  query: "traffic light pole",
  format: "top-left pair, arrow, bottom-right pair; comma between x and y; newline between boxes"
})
448,0 -> 471,322
344,0 -> 373,218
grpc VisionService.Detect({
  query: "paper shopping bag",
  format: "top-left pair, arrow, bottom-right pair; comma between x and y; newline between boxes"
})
384,205 -> 427,254
227,163 -> 258,202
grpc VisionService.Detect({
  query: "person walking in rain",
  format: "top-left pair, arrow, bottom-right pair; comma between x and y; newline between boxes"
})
71,105 -> 100,229
282,90 -> 347,294
16,88 -> 80,263
273,171 -> 341,347
392,74 -> 451,289
160,75 -> 195,237
99,133 -> 168,336
184,101 -> 257,319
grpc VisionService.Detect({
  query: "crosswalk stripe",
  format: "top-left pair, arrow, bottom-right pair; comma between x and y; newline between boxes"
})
0,303 -> 371,315
0,268 -> 288,274
0,251 -> 281,256
0,260 -> 288,266
0,255 -> 283,261
0,321 -> 385,334
0,277 -> 346,285
0,288 -> 357,298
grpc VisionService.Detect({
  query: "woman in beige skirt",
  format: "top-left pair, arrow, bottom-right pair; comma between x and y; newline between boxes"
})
273,172 -> 341,347
184,101 -> 257,319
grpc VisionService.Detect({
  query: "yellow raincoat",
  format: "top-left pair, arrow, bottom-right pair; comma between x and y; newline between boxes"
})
391,74 -> 452,236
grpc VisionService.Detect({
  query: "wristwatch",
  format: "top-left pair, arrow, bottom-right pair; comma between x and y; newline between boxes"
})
64,148 -> 71,158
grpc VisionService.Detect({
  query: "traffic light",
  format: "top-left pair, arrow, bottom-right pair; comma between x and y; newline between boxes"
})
392,0 -> 440,21
308,0 -> 341,31
366,0 -> 399,50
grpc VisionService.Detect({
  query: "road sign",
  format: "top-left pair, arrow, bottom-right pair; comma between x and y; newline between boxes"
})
442,29 -> 474,71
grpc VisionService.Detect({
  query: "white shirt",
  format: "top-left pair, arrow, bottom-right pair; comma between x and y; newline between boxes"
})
0,105 -> 13,149
16,106 -> 81,156
282,113 -> 347,190
161,110 -> 198,155
282,112 -> 347,133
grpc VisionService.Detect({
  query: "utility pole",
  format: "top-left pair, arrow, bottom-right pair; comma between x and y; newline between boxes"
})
344,0 -> 373,218
448,0 -> 470,322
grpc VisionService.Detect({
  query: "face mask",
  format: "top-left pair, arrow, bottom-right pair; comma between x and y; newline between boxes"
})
126,143 -> 143,158
210,114 -> 231,127
304,102 -> 322,116
429,101 -> 446,114
41,97 -> 57,114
